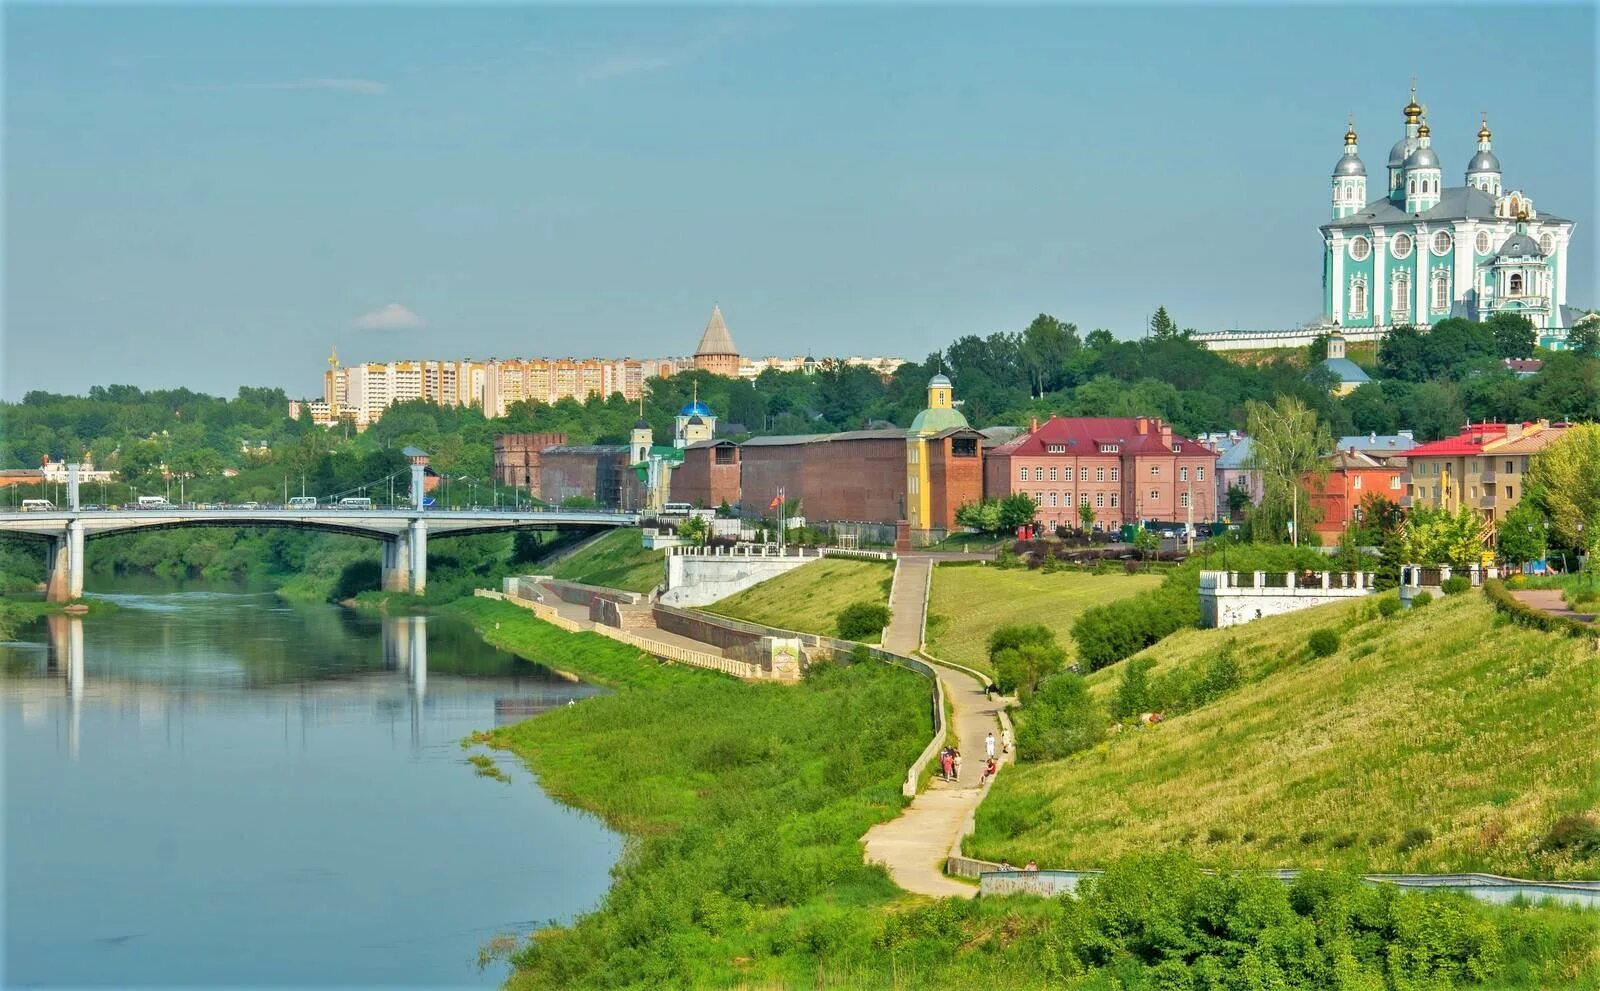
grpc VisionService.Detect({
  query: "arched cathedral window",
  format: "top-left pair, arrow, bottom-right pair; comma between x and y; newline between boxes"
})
1509,273 -> 1524,296
1349,278 -> 1368,317
1432,272 -> 1450,311
1392,274 -> 1411,319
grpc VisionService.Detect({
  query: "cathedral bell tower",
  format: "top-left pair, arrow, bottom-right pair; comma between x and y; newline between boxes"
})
1331,116 -> 1366,220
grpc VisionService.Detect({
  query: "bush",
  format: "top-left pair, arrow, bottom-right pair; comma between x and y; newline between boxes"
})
1411,590 -> 1433,607
1014,673 -> 1106,761
1483,579 -> 1600,639
1307,628 -> 1341,658
1440,576 -> 1471,596
1397,826 -> 1433,852
1111,657 -> 1156,721
988,625 -> 1062,696
834,601 -> 889,641
1377,596 -> 1400,618
331,558 -> 382,600
1539,813 -> 1600,854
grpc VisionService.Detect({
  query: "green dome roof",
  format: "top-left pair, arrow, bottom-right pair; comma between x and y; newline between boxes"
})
909,406 -> 969,434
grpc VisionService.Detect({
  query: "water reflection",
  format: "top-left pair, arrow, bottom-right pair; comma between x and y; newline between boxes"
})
4,586 -> 619,988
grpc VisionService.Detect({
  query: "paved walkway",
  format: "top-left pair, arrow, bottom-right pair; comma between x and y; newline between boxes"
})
1510,588 -> 1598,625
863,556 -> 1008,898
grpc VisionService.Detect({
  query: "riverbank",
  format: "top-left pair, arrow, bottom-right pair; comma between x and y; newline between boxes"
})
0,596 -> 119,639
450,596 -> 1600,990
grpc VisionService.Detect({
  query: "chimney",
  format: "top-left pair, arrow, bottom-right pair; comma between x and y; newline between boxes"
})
1030,417 -> 1039,434
1398,429 -> 1413,440
1369,431 -> 1377,444
1136,416 -> 1149,435
1159,420 -> 1172,448
1505,422 -> 1523,440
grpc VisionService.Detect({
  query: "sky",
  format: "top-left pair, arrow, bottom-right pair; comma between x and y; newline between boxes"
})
3,3 -> 1595,400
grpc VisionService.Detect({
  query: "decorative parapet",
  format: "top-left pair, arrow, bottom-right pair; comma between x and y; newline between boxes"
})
1198,570 -> 1377,628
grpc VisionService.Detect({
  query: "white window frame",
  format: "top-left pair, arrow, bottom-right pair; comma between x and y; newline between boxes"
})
1349,236 -> 1371,261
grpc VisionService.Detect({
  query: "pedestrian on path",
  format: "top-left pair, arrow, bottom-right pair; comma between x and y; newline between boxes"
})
952,750 -> 963,780
940,748 -> 953,782
985,732 -> 996,760
1001,725 -> 1013,754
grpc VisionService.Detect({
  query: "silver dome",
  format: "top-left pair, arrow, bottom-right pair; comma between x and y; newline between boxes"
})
1403,146 -> 1440,170
1387,137 -> 1411,167
1333,153 -> 1367,177
1466,150 -> 1501,174
1496,233 -> 1543,260
929,373 -> 952,387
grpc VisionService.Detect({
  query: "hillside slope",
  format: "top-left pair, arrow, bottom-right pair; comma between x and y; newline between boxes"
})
702,557 -> 893,639
546,528 -> 663,593
973,592 -> 1600,879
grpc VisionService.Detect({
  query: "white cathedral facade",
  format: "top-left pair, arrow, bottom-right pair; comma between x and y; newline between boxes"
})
1319,85 -> 1579,345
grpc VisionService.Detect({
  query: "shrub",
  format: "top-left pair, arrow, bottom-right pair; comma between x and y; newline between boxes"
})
1377,596 -> 1401,618
331,558 -> 382,600
1397,826 -> 1433,852
1111,657 -> 1156,721
1307,628 -> 1341,658
834,601 -> 889,641
1411,590 -> 1433,607
1440,576 -> 1471,596
1014,673 -> 1106,761
1539,813 -> 1600,854
1483,578 -> 1600,639
993,641 -> 1064,697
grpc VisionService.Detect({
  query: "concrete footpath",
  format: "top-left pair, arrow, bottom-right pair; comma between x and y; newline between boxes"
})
1510,588 -> 1598,625
862,555 -> 1008,898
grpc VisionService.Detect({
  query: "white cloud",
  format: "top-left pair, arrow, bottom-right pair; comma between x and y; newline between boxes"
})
354,303 -> 426,331
578,17 -> 763,83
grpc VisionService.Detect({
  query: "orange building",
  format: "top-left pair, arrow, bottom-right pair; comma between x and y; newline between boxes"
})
1305,450 -> 1404,544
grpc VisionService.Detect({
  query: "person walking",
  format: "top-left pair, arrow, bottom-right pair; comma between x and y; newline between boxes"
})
1001,725 -> 1013,755
940,748 -> 953,782
952,750 -> 963,781
985,731 -> 996,760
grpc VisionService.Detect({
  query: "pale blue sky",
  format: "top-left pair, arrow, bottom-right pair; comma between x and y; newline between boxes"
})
4,3 -> 1595,399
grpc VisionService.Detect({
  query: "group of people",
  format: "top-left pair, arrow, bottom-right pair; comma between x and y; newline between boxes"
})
938,746 -> 963,781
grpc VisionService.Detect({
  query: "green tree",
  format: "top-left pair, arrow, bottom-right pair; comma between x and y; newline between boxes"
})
1133,526 -> 1159,568
1245,396 -> 1331,545
1148,306 -> 1181,340
997,493 -> 1039,532
678,515 -> 709,546
1487,312 -> 1537,359
1498,500 -> 1548,567
1077,502 -> 1096,531
1567,318 -> 1599,358
1526,423 -> 1600,555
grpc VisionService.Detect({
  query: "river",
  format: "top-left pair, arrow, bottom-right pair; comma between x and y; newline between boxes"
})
2,576 -> 621,988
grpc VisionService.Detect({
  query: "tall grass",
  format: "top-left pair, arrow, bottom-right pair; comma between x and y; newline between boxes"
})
455,597 -> 1598,990
703,558 -> 893,639
976,593 -> 1600,880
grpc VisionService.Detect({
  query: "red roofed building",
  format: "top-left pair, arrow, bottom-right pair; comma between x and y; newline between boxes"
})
983,416 -> 1218,529
1403,419 -> 1568,521
1304,450 -> 1405,545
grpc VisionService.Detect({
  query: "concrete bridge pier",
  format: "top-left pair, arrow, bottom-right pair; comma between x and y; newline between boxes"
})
43,522 -> 86,603
408,519 -> 427,596
382,530 -> 412,593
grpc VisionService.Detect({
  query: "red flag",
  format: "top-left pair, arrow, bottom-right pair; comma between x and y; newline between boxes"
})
769,488 -> 784,511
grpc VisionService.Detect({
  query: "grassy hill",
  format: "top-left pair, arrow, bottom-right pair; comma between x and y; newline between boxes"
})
546,528 -> 664,594
926,564 -> 1162,676
702,557 -> 893,640
972,591 -> 1600,879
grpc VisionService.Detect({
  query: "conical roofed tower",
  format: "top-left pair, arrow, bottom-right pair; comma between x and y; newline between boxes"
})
692,305 -> 742,377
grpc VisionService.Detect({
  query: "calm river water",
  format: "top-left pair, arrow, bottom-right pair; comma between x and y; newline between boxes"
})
2,576 -> 621,988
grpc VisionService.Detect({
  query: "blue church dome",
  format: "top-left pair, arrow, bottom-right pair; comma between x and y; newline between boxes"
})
679,400 -> 713,417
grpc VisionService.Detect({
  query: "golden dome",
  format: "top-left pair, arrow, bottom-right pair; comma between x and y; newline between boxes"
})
1417,120 -> 1430,138
1344,116 -> 1358,144
1404,100 -> 1422,122
1478,117 -> 1492,141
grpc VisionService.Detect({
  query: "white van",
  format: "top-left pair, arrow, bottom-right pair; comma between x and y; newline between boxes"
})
136,496 -> 170,509
336,497 -> 373,510
20,499 -> 56,512
660,502 -> 693,516
287,496 -> 319,509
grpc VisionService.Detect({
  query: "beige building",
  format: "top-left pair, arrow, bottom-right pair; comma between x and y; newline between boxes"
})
1402,420 -> 1568,521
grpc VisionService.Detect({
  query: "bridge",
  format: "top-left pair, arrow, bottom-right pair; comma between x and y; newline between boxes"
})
0,462 -> 637,600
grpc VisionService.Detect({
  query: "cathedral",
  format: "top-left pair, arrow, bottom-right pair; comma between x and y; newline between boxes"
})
1321,84 -> 1579,345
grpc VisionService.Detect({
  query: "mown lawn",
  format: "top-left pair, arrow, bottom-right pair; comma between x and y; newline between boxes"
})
702,557 -> 894,640
925,564 -> 1161,676
547,528 -> 664,594
973,592 -> 1600,879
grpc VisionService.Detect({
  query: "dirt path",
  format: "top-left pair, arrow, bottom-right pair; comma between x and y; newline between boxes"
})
863,556 -> 1008,899
1510,588 -> 1598,625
